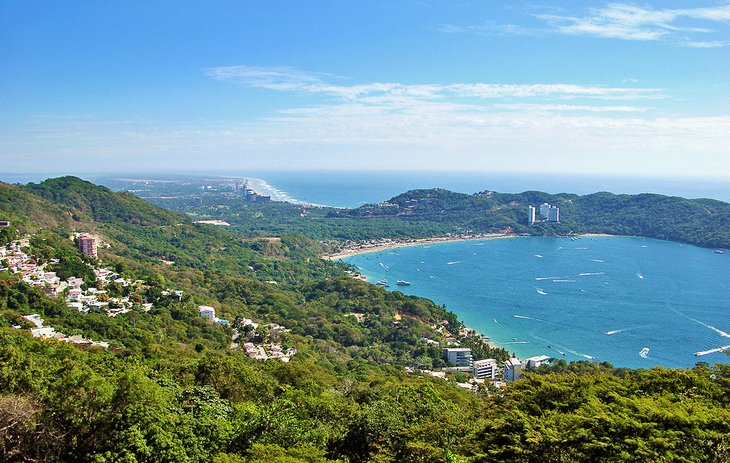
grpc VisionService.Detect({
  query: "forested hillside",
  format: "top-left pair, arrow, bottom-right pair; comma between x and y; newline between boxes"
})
150,183 -> 730,249
1,178 -> 729,462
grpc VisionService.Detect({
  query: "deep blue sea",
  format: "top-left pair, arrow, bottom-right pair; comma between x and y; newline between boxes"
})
344,236 -> 729,369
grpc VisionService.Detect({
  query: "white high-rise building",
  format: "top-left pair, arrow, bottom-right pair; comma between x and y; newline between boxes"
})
539,203 -> 551,218
546,206 -> 560,223
503,358 -> 523,382
442,348 -> 473,367
528,206 -> 536,225
473,358 -> 498,379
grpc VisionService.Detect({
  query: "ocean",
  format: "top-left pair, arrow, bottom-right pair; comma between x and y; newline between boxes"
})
235,170 -> 730,207
2,171 -> 728,206
343,236 -> 729,369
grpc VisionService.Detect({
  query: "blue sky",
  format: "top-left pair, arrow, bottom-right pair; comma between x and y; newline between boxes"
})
1,1 -> 729,178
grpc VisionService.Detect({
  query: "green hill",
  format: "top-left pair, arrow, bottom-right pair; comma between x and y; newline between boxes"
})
152,181 -> 730,248
328,188 -> 730,249
0,177 -> 728,462
25,176 -> 182,226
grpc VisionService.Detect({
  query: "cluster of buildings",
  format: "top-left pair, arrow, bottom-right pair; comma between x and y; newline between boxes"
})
528,203 -> 560,225
441,347 -> 552,383
66,268 -> 156,316
198,308 -> 296,362
1,236 -> 157,317
236,182 -> 271,203
22,314 -> 110,348
1,237 -> 35,274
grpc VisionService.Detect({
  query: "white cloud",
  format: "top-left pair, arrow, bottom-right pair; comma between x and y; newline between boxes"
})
3,66 -> 728,178
4,70 -> 729,177
535,3 -> 730,45
681,39 -> 730,48
205,65 -> 664,102
438,21 -> 541,37
441,3 -> 730,47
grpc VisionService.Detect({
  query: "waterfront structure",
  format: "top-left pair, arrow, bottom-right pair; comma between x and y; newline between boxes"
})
77,234 -> 98,257
242,183 -> 271,203
503,358 -> 523,382
529,203 -> 560,224
473,358 -> 498,379
442,347 -> 473,367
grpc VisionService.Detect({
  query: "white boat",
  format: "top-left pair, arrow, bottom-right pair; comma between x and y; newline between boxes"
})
396,280 -> 411,286
536,288 -> 548,295
376,280 -> 388,286
639,347 -> 650,358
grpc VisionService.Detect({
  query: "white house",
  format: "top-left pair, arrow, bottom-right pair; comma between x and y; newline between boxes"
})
525,355 -> 551,369
198,305 -> 216,320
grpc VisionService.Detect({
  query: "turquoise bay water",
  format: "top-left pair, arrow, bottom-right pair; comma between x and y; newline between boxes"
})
344,236 -> 729,369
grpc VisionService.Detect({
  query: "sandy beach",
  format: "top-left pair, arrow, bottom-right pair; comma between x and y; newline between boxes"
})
325,232 -> 519,260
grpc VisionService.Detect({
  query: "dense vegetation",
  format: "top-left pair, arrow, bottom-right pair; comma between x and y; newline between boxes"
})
158,185 -> 730,249
1,177 -> 729,462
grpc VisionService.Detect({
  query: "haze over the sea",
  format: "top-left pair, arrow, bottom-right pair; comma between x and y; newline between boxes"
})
1,171 -> 728,207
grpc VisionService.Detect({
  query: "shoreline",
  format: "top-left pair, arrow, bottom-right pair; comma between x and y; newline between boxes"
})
324,232 -> 518,260
325,232 -> 619,260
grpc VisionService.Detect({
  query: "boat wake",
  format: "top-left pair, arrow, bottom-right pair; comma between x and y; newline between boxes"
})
606,329 -> 627,335
552,279 -> 576,283
531,334 -> 589,360
447,261 -> 462,265
535,276 -> 561,280
534,254 -> 543,258
512,314 -> 557,325
688,317 -> 730,338
590,259 -> 605,263
695,345 -> 730,356
579,272 -> 605,276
